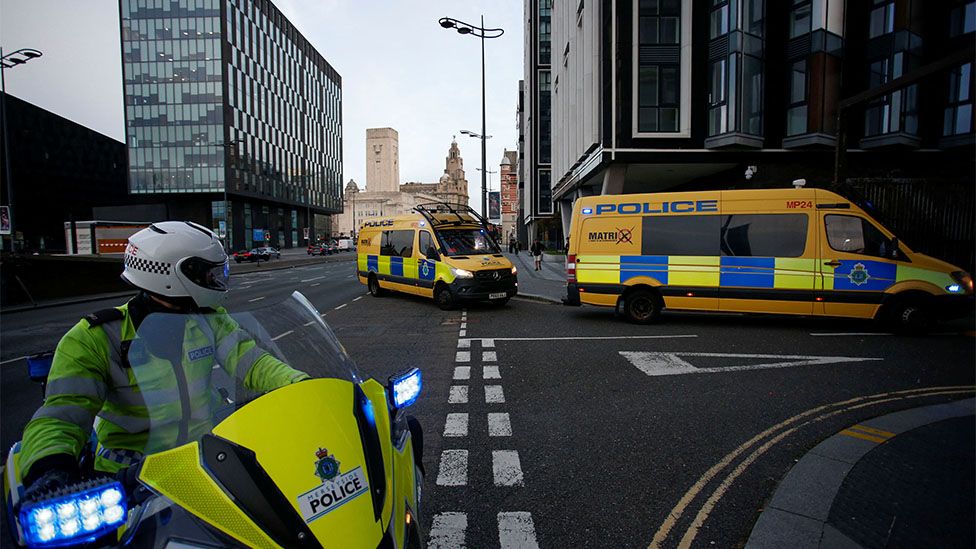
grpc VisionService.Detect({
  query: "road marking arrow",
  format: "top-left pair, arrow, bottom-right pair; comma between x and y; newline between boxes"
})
619,351 -> 883,377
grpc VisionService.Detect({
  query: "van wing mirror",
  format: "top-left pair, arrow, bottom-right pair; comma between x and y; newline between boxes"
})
889,237 -> 900,259
427,246 -> 441,261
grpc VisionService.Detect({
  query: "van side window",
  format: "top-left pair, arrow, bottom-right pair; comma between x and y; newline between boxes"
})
642,215 -> 720,256
381,230 -> 415,257
420,231 -> 436,258
721,214 -> 808,257
824,215 -> 891,258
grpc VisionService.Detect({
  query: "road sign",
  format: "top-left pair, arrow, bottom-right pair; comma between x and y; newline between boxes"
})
619,352 -> 883,377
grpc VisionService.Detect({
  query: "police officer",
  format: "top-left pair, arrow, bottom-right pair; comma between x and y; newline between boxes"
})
19,221 -> 307,497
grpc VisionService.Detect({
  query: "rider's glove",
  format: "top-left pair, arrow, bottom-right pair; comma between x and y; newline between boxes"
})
22,455 -> 80,502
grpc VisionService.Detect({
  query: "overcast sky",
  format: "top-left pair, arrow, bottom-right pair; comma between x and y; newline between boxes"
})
0,0 -> 523,212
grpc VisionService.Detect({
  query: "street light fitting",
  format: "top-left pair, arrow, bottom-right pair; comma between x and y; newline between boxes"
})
439,18 -> 456,29
460,129 -> 492,139
436,16 -> 504,39
457,27 -> 472,35
0,48 -> 44,69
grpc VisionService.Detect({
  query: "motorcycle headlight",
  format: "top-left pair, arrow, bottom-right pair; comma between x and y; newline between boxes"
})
20,481 -> 127,547
451,268 -> 474,279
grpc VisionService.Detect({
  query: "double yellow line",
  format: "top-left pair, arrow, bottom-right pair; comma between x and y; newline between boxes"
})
649,385 -> 975,549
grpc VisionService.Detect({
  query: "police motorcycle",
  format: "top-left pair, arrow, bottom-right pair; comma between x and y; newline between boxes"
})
3,291 -> 425,548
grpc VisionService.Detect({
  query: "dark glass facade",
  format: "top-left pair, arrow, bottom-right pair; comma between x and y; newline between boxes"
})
119,0 -> 342,249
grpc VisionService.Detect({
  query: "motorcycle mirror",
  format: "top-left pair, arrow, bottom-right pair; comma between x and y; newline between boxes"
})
19,479 -> 127,547
388,368 -> 422,409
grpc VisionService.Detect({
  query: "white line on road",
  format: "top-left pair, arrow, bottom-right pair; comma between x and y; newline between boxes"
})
353,296 -> 363,302
248,296 -> 266,302
304,321 -> 315,326
443,413 -> 469,437
458,339 -> 471,349
620,351 -> 883,377
300,276 -> 325,282
271,330 -> 293,341
460,322 -> 467,329
453,366 -> 471,380
482,338 -> 495,348
492,450 -> 524,486
334,304 -> 347,310
483,366 -> 501,379
478,335 -> 698,341
488,413 -> 512,437
498,512 -> 540,549
436,450 -> 468,486
346,275 -> 354,279
311,283 -> 320,287
810,332 -> 893,337
483,351 -> 497,362
459,330 -> 467,337
449,386 -> 469,404
456,351 -> 471,362
429,513 -> 467,549
485,385 -> 505,404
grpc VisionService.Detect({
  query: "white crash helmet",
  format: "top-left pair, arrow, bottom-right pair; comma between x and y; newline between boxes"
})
121,221 -> 230,308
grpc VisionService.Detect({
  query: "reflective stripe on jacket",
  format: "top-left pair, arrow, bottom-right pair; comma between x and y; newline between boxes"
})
20,302 -> 307,478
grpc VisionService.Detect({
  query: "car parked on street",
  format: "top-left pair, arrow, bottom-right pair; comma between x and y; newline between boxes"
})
307,243 -> 326,255
232,249 -> 253,263
252,246 -> 281,260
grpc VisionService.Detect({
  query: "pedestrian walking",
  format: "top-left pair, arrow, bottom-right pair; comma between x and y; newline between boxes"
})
531,239 -> 543,271
564,237 -> 570,252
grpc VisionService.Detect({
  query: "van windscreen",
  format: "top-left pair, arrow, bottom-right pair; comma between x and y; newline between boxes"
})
437,228 -> 501,256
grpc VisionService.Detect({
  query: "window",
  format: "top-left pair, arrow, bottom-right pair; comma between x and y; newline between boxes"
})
642,215 -> 721,256
380,230 -> 414,257
637,0 -> 681,133
865,53 -> 917,136
538,169 -> 553,214
950,2 -> 976,37
420,231 -> 436,257
709,0 -> 729,39
825,215 -> 893,258
720,214 -> 808,257
539,0 -> 552,65
539,71 -> 551,163
944,63 -> 973,136
869,1 -> 895,38
789,0 -> 812,38
708,59 -> 728,136
787,60 -> 808,136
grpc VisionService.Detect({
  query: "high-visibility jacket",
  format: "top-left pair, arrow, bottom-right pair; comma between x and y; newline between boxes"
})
20,299 -> 307,479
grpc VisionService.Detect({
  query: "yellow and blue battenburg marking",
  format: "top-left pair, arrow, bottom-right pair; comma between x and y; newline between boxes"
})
362,254 -> 438,285
831,260 -> 896,291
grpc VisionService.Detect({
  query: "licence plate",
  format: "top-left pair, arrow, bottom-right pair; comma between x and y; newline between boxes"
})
489,292 -> 507,299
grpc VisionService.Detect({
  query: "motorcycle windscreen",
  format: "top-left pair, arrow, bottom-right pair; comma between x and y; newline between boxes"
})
130,291 -> 362,455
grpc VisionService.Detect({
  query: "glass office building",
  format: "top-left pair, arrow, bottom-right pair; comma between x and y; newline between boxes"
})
120,0 -> 342,249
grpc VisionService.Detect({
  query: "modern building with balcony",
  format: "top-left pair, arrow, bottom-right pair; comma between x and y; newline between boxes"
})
548,0 -> 974,269
522,0 -> 563,248
118,0 -> 342,250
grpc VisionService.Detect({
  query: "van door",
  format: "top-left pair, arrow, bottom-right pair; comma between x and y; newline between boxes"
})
718,212 -> 816,315
417,230 -> 438,297
818,212 -> 899,318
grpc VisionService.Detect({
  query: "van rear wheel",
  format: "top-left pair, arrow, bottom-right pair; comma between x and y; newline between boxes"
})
623,289 -> 662,324
368,275 -> 384,297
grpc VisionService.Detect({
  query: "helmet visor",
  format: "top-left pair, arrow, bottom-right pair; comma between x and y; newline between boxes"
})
180,257 -> 230,291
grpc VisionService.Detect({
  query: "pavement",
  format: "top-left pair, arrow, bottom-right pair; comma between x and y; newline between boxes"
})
504,251 -> 565,303
747,398 -> 975,549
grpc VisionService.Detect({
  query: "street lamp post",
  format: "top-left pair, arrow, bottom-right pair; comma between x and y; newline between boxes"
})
220,137 -> 244,252
1,48 -> 43,252
438,16 -> 504,218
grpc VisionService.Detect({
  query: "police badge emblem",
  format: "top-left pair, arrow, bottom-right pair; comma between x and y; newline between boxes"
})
848,263 -> 871,286
314,448 -> 340,482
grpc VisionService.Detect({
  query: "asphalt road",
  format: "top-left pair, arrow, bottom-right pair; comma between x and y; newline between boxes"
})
1,269 -> 973,548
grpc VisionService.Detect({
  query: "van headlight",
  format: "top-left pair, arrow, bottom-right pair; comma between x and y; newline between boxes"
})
949,271 -> 973,293
451,268 -> 474,279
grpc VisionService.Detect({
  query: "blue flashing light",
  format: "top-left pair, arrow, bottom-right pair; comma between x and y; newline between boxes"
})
390,368 -> 422,409
947,284 -> 962,293
20,482 -> 126,548
581,208 -> 593,215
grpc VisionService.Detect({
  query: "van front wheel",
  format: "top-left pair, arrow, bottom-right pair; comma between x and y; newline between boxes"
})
435,285 -> 455,310
884,297 -> 934,334
623,289 -> 661,324
368,275 -> 385,297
